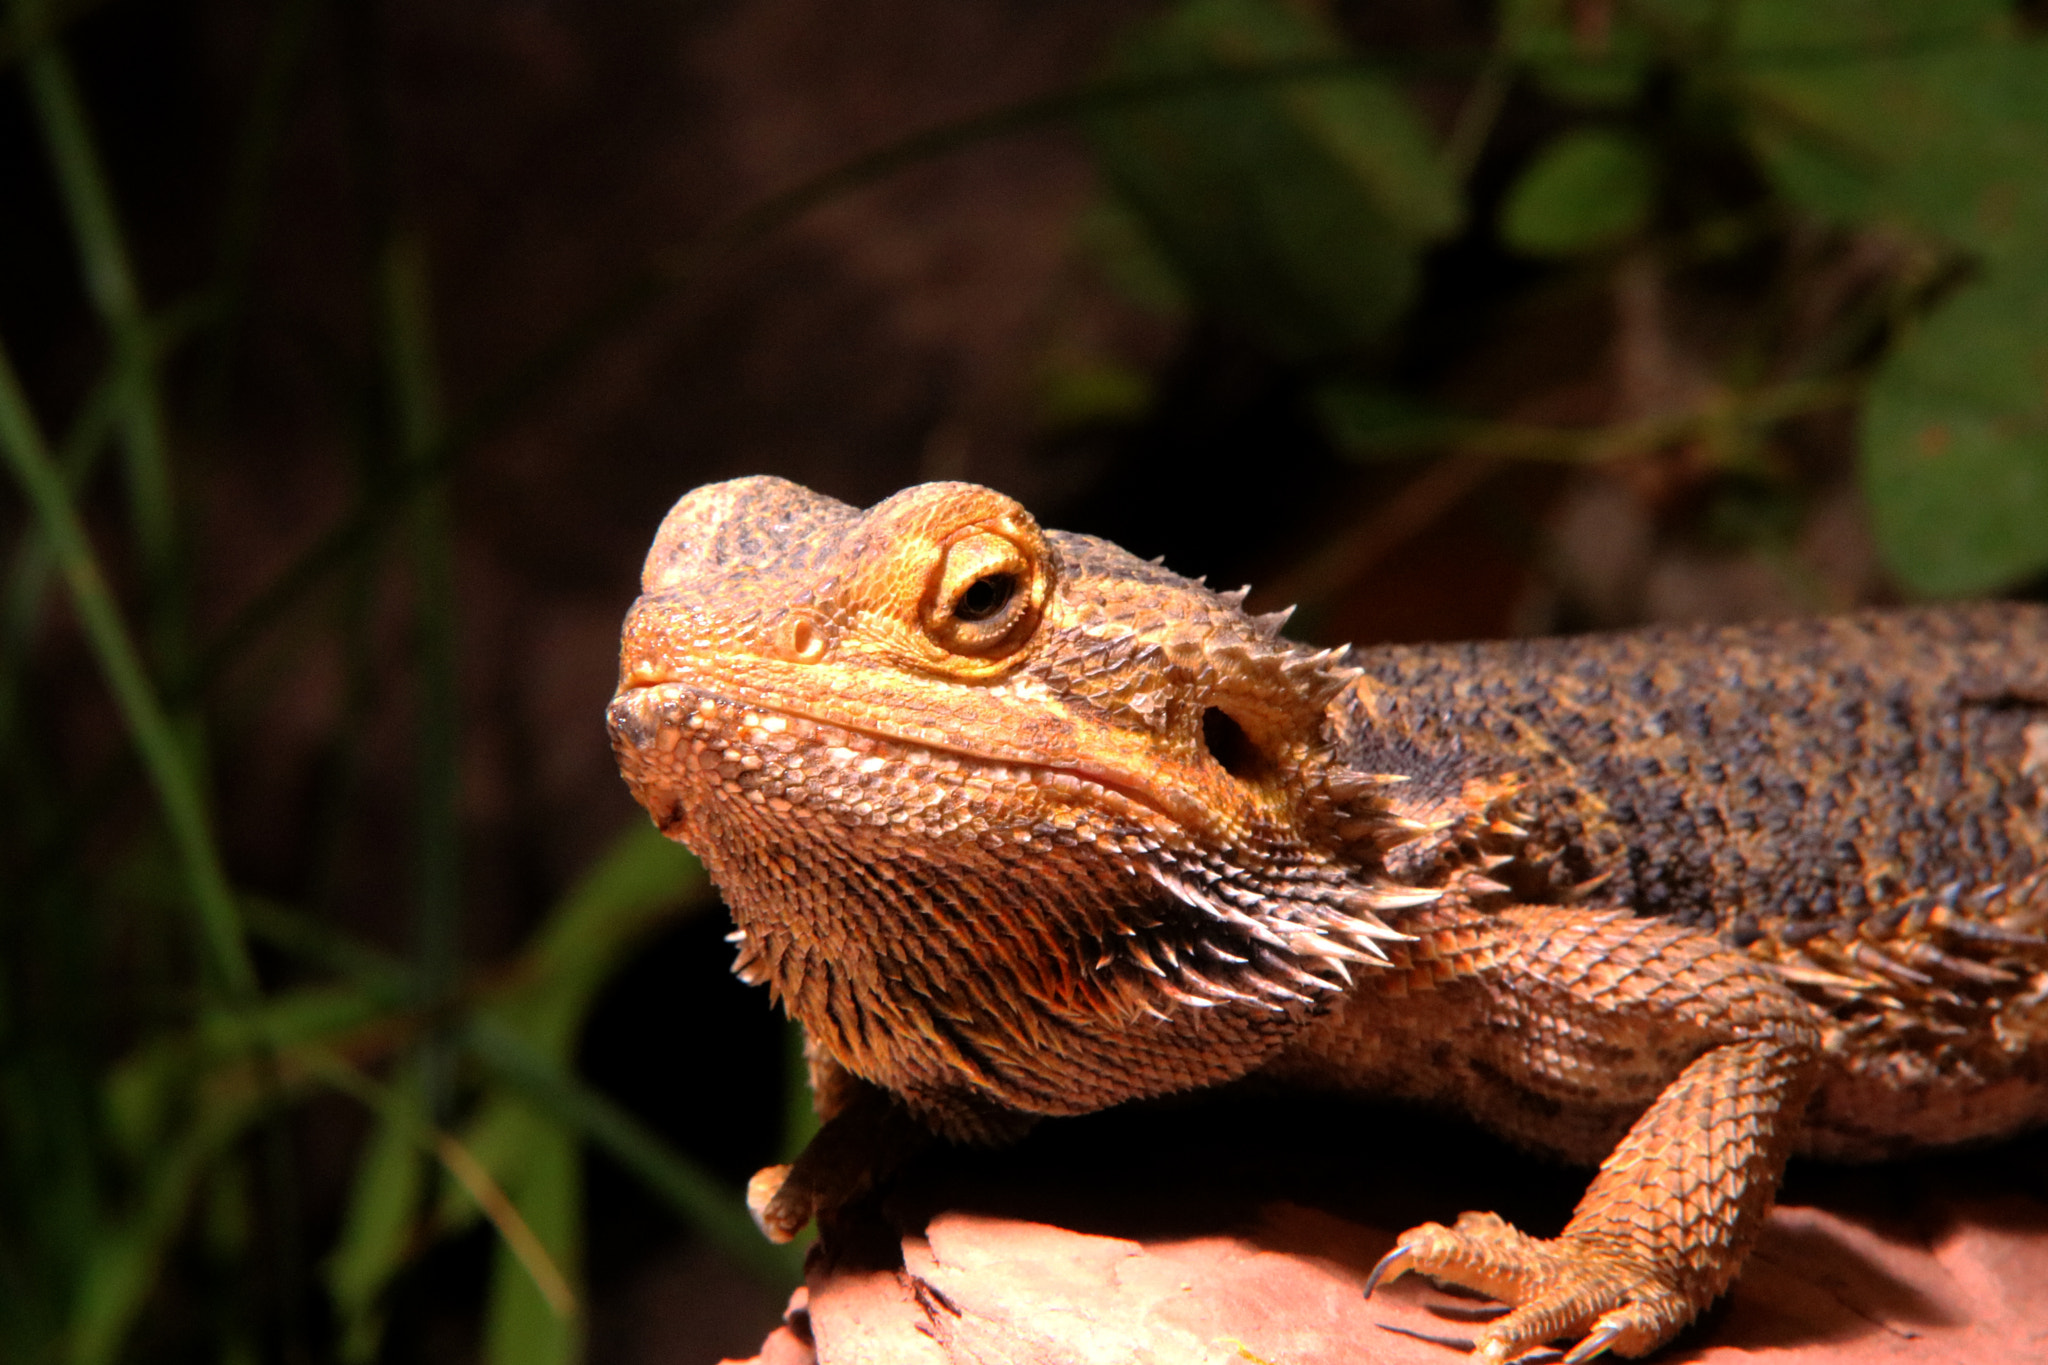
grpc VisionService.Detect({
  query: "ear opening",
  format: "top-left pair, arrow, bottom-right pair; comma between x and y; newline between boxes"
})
1201,706 -> 1269,783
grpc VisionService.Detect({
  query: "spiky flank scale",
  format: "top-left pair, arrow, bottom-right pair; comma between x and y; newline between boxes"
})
608,476 -> 2048,1362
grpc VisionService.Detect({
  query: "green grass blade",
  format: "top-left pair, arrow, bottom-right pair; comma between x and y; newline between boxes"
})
0,0 -> 106,72
12,0 -> 178,587
0,338 -> 257,1004
327,1061 -> 431,1364
480,1123 -> 580,1365
67,1122 -> 217,1365
380,231 -> 462,1121
240,896 -> 418,1005
197,0 -> 317,417
2,368 -> 117,651
74,1029 -> 350,1365
313,1057 -> 581,1337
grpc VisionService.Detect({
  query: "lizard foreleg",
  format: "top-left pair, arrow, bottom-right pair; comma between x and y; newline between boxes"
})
1366,910 -> 1823,1362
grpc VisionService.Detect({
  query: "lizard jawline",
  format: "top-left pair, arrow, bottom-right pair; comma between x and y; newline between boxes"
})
611,678 -> 1204,834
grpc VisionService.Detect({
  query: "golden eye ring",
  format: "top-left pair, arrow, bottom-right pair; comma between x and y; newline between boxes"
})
920,528 -> 1046,657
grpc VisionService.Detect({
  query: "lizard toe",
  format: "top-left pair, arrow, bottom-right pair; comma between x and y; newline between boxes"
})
1369,1211 -> 1691,1361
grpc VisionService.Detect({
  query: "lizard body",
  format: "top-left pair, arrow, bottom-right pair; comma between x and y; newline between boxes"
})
607,477 -> 2048,1361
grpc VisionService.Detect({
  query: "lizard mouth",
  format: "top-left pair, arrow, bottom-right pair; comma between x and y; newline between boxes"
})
608,676 -> 1199,831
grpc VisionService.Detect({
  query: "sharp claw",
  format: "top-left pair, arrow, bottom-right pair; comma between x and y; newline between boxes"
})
1561,1322 -> 1625,1365
1363,1243 -> 1416,1299
1423,1302 -> 1508,1324
1373,1321 -> 1476,1352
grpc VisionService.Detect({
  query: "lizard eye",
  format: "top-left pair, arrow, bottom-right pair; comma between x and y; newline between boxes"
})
954,572 -> 1015,622
922,529 -> 1043,656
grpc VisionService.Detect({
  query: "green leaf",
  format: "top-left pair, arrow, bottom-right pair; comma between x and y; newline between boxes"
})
1499,128 -> 1656,257
1862,267 -> 2048,594
1088,0 -> 1460,358
1734,2 -> 2048,262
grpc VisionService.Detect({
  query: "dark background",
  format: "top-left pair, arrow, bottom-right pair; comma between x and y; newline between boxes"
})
5,1 -> 2046,1362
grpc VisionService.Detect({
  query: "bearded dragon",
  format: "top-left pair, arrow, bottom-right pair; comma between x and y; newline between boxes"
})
607,476 -> 2048,1362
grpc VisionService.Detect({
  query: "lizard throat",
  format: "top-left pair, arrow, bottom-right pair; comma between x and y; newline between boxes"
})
606,681 -> 1423,1018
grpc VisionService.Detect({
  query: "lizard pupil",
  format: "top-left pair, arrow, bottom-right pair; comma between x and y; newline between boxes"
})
954,573 -> 1015,622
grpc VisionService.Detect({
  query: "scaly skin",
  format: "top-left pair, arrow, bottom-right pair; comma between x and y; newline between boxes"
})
607,477 -> 2048,1361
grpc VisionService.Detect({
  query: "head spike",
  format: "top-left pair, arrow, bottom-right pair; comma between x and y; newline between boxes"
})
1158,983 -> 1223,1008
1173,965 -> 1273,1007
1317,905 -> 1415,946
1290,938 -> 1357,984
1344,885 -> 1444,913
1286,929 -> 1373,964
1326,770 -> 1411,801
1258,953 -> 1345,999
1252,605 -> 1296,638
1144,867 -> 1293,950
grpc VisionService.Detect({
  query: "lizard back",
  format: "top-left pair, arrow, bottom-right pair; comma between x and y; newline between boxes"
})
1336,605 -> 2048,1155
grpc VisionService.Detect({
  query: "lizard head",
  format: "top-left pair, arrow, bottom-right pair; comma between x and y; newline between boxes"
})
607,476 -> 1435,1116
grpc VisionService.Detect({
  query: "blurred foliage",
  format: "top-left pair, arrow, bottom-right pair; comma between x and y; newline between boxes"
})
1089,0 -> 1460,357
2,0 -> 2046,1361
1,0 -> 810,1357
1084,0 -> 2048,596
1499,126 -> 1657,256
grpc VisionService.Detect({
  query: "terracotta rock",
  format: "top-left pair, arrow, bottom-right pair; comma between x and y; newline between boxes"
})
722,1096 -> 2048,1364
724,1190 -> 2048,1365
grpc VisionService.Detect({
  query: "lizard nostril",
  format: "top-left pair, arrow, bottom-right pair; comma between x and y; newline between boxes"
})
779,613 -> 829,663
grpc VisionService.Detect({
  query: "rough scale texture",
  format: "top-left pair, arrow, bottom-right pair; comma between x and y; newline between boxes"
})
608,477 -> 2048,1361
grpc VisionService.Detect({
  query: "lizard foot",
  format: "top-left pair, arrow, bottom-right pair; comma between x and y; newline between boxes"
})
745,1088 -> 935,1243
746,1163 -> 810,1244
1364,1212 -> 1691,1363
